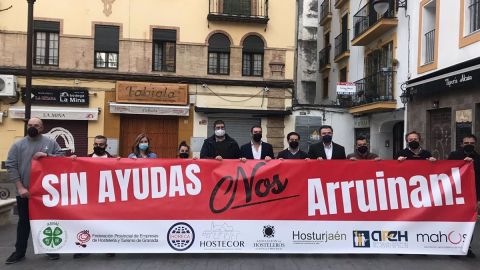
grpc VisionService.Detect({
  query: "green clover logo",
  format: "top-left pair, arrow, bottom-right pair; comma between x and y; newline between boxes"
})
42,226 -> 63,248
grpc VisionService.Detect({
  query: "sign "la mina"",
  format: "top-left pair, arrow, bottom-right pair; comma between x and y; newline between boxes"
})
116,82 -> 188,105
22,88 -> 89,105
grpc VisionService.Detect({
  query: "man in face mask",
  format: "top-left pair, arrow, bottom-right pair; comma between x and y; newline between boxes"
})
200,120 -> 241,160
88,135 -> 113,158
5,117 -> 63,264
397,131 -> 436,161
277,132 -> 308,159
308,125 -> 346,160
347,136 -> 381,160
240,126 -> 274,160
448,134 -> 480,257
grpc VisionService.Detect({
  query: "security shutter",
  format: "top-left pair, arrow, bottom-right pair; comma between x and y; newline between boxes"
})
207,117 -> 261,147
295,116 -> 323,152
43,120 -> 88,157
94,25 -> 119,52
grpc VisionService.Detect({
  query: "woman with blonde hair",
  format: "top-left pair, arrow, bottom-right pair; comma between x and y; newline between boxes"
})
128,133 -> 157,158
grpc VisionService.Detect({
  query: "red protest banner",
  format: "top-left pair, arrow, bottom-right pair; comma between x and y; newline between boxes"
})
29,158 -> 477,222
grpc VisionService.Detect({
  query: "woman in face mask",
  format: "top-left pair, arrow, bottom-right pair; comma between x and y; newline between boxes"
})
177,141 -> 190,159
128,133 -> 157,158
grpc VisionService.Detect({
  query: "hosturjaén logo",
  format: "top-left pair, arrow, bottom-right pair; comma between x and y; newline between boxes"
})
167,222 -> 195,251
263,225 -> 275,238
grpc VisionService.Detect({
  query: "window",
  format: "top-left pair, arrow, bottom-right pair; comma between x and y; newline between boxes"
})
303,81 -> 317,105
34,21 -> 60,66
242,35 -> 264,76
469,0 -> 480,33
418,0 -> 438,73
208,33 -> 230,75
152,29 -> 176,72
322,77 -> 329,98
94,25 -> 119,69
339,67 -> 347,82
223,0 -> 252,16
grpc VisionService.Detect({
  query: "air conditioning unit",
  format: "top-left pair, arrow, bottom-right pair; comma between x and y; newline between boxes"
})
0,75 -> 17,97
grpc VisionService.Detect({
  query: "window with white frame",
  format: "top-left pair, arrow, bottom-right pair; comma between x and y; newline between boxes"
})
94,25 -> 119,69
34,21 -> 60,66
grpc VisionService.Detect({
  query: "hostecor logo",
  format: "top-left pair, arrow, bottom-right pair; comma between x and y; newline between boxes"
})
167,222 -> 195,251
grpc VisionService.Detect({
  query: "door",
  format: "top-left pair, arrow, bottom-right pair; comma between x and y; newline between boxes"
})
392,121 -> 404,159
120,115 -> 178,158
428,108 -> 452,160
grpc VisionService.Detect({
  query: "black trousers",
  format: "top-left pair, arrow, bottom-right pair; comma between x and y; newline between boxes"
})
15,196 -> 30,255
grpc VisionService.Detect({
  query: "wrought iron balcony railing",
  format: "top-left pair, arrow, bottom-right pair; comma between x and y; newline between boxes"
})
320,0 -> 332,24
424,29 -> 435,64
334,30 -> 349,58
319,45 -> 331,70
353,0 -> 395,39
338,70 -> 396,107
208,0 -> 269,24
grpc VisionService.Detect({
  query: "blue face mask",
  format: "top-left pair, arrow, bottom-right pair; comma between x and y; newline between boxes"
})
138,143 -> 149,151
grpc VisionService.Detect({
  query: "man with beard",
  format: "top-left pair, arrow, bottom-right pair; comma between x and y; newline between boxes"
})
308,125 -> 346,160
347,136 -> 380,160
200,120 -> 241,160
397,131 -> 436,161
240,125 -> 274,160
88,135 -> 113,158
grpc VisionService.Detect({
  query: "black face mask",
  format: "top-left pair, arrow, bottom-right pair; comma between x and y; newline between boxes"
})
322,135 -> 332,143
252,133 -> 262,143
464,144 -> 475,153
179,152 -> 189,159
408,141 -> 420,149
357,146 -> 369,154
289,141 -> 299,149
27,127 -> 39,137
93,146 -> 106,156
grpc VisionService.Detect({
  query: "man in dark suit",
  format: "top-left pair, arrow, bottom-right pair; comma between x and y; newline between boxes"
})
240,125 -> 274,160
448,134 -> 478,258
308,125 -> 346,160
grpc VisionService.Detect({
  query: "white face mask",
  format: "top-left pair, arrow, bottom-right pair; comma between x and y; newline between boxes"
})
215,129 -> 225,137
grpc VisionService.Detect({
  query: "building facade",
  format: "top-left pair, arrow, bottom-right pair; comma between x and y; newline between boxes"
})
0,0 -> 296,166
406,0 -> 480,159
314,0 -> 408,158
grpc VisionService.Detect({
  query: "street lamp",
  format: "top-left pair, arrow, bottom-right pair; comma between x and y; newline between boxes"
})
400,89 -> 410,105
25,0 -> 36,135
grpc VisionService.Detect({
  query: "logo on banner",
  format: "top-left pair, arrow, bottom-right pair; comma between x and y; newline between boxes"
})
75,230 -> 91,248
200,222 -> 244,250
263,225 -> 275,238
292,230 -> 347,245
167,222 -> 195,251
38,222 -> 67,251
353,230 -> 408,248
254,225 -> 285,250
416,231 -> 467,248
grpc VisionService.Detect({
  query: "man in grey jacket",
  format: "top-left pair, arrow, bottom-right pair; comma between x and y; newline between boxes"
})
5,117 -> 62,264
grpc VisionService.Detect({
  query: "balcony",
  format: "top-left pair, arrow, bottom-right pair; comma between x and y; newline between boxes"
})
334,30 -> 350,62
334,0 -> 348,9
424,29 -> 435,64
337,70 -> 397,114
319,45 -> 331,73
351,1 -> 398,46
320,0 -> 332,26
208,0 -> 269,24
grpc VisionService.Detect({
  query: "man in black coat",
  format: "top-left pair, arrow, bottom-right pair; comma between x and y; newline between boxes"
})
448,134 -> 479,258
308,125 -> 346,160
200,120 -> 241,160
397,131 -> 436,161
240,125 -> 274,160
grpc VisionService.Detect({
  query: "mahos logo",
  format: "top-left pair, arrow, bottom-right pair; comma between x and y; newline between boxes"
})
38,222 -> 67,251
167,222 -> 195,251
416,231 -> 467,247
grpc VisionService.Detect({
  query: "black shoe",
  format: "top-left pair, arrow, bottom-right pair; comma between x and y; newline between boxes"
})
46,253 -> 60,260
5,252 -> 25,265
73,253 -> 90,259
467,248 -> 476,258
105,253 -> 115,257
